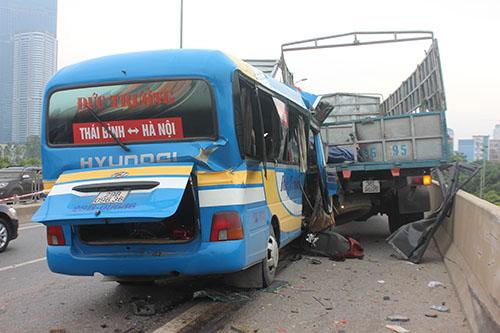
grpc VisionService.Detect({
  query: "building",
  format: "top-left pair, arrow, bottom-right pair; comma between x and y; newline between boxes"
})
489,139 -> 500,161
0,0 -> 57,143
494,124 -> 500,140
447,128 -> 454,154
473,135 -> 489,161
11,32 -> 57,143
458,139 -> 474,161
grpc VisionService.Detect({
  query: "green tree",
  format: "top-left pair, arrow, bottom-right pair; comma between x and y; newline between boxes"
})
25,135 -> 41,161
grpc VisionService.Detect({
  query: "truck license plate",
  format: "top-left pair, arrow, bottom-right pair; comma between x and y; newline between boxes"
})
92,191 -> 129,204
362,180 -> 380,193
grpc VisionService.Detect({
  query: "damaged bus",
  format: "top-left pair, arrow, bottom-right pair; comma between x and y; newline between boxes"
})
33,50 -> 336,287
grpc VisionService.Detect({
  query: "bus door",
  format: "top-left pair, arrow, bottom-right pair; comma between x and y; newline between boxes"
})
238,77 -> 306,246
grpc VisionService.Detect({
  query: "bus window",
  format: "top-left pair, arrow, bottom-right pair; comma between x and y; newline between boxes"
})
258,91 -> 285,162
238,78 -> 264,160
284,106 -> 307,169
47,79 -> 216,146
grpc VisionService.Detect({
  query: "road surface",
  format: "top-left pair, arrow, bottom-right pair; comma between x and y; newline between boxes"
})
0,216 -> 469,332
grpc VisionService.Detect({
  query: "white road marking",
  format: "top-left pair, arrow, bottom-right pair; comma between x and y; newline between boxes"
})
0,257 -> 46,272
18,224 -> 44,231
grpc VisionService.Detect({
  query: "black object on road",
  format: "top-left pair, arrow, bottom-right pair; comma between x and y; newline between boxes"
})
387,162 -> 480,263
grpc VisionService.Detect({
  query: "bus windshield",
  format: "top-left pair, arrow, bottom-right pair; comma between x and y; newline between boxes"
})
47,79 -> 216,146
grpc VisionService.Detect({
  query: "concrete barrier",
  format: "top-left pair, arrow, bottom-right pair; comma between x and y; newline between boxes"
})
429,184 -> 500,332
13,202 -> 41,224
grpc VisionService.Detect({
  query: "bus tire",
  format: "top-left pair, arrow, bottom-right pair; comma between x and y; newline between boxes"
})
262,227 -> 279,287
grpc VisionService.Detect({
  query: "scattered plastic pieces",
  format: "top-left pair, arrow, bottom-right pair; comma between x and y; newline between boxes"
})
192,289 -> 251,303
334,320 -> 348,325
430,305 -> 449,312
427,281 -> 445,288
263,280 -> 289,294
310,258 -> 322,265
386,315 -> 410,322
385,324 -> 410,333
378,280 -> 385,284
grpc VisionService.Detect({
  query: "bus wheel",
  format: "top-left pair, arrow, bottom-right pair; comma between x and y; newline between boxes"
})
263,227 -> 279,287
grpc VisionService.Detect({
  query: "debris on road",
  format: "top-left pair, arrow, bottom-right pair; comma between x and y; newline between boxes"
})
192,289 -> 251,303
334,320 -> 348,325
385,324 -> 410,333
386,315 -> 410,322
378,280 -> 385,284
430,305 -> 449,313
310,258 -> 322,265
131,300 -> 156,316
263,280 -> 289,294
425,313 -> 438,318
230,324 -> 257,333
427,281 -> 445,288
383,296 -> 391,301
303,230 -> 364,261
387,163 -> 480,263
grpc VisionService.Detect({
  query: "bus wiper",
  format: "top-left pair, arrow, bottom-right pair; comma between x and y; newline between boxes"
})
85,104 -> 130,152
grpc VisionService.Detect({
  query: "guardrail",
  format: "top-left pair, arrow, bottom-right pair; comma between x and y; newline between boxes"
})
429,184 -> 500,332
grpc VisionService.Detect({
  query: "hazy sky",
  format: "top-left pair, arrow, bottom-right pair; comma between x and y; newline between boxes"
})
57,0 -> 500,144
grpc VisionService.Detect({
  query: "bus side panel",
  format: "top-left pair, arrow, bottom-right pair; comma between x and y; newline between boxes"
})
262,165 -> 303,246
197,168 -> 271,269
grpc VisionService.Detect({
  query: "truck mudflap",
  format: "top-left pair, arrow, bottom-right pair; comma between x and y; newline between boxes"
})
32,163 -> 193,225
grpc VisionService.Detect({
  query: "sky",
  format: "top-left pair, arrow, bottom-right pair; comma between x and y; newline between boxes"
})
57,0 -> 500,146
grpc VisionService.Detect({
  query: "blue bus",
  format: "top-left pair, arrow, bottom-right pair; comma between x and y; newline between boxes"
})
33,49 -> 335,287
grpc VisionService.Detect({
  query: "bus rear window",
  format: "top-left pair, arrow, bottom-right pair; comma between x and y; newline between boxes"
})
47,79 -> 216,145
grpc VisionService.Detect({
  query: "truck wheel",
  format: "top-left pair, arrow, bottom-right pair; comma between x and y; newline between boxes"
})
388,212 -> 424,234
0,218 -> 11,253
262,227 -> 279,287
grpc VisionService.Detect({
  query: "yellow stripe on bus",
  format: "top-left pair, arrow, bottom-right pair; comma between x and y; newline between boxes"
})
262,169 -> 302,233
43,180 -> 55,190
197,170 -> 263,187
56,165 -> 193,184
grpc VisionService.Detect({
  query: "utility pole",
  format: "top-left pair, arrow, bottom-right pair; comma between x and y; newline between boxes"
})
180,0 -> 184,48
479,142 -> 488,198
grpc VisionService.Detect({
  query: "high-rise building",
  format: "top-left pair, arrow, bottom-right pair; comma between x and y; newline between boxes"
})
0,0 -> 57,143
458,139 -> 474,161
473,135 -> 489,161
494,124 -> 500,140
12,32 -> 57,143
489,139 -> 500,161
447,128 -> 454,154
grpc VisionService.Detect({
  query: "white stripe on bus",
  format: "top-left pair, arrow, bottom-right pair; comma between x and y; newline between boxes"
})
198,187 -> 266,207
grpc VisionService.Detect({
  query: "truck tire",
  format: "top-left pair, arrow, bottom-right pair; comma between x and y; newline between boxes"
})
388,212 -> 424,234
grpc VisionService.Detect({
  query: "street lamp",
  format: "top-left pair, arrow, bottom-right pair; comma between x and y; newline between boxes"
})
180,0 -> 184,48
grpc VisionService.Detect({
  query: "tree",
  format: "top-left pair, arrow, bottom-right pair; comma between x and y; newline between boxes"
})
25,135 -> 41,161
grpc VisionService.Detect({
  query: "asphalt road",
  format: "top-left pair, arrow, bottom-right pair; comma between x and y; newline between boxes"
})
0,217 -> 469,333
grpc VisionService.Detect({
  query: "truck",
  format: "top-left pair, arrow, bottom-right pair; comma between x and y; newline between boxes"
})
258,31 -> 448,232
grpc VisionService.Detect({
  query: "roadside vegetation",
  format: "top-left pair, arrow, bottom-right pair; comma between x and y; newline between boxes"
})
0,135 -> 41,168
451,152 -> 500,206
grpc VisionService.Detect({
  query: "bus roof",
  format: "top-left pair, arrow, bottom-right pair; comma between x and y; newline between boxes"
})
46,49 -> 307,109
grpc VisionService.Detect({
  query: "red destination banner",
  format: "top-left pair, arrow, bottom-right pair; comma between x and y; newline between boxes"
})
72,117 -> 184,144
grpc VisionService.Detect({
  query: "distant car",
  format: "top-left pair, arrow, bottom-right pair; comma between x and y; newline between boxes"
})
0,166 -> 43,200
0,204 -> 18,252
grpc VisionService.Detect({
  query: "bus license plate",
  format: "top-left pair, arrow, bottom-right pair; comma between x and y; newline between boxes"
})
362,180 -> 380,193
93,191 -> 129,204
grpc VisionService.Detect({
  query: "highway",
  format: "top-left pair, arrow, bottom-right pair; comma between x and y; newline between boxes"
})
0,216 -> 470,333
